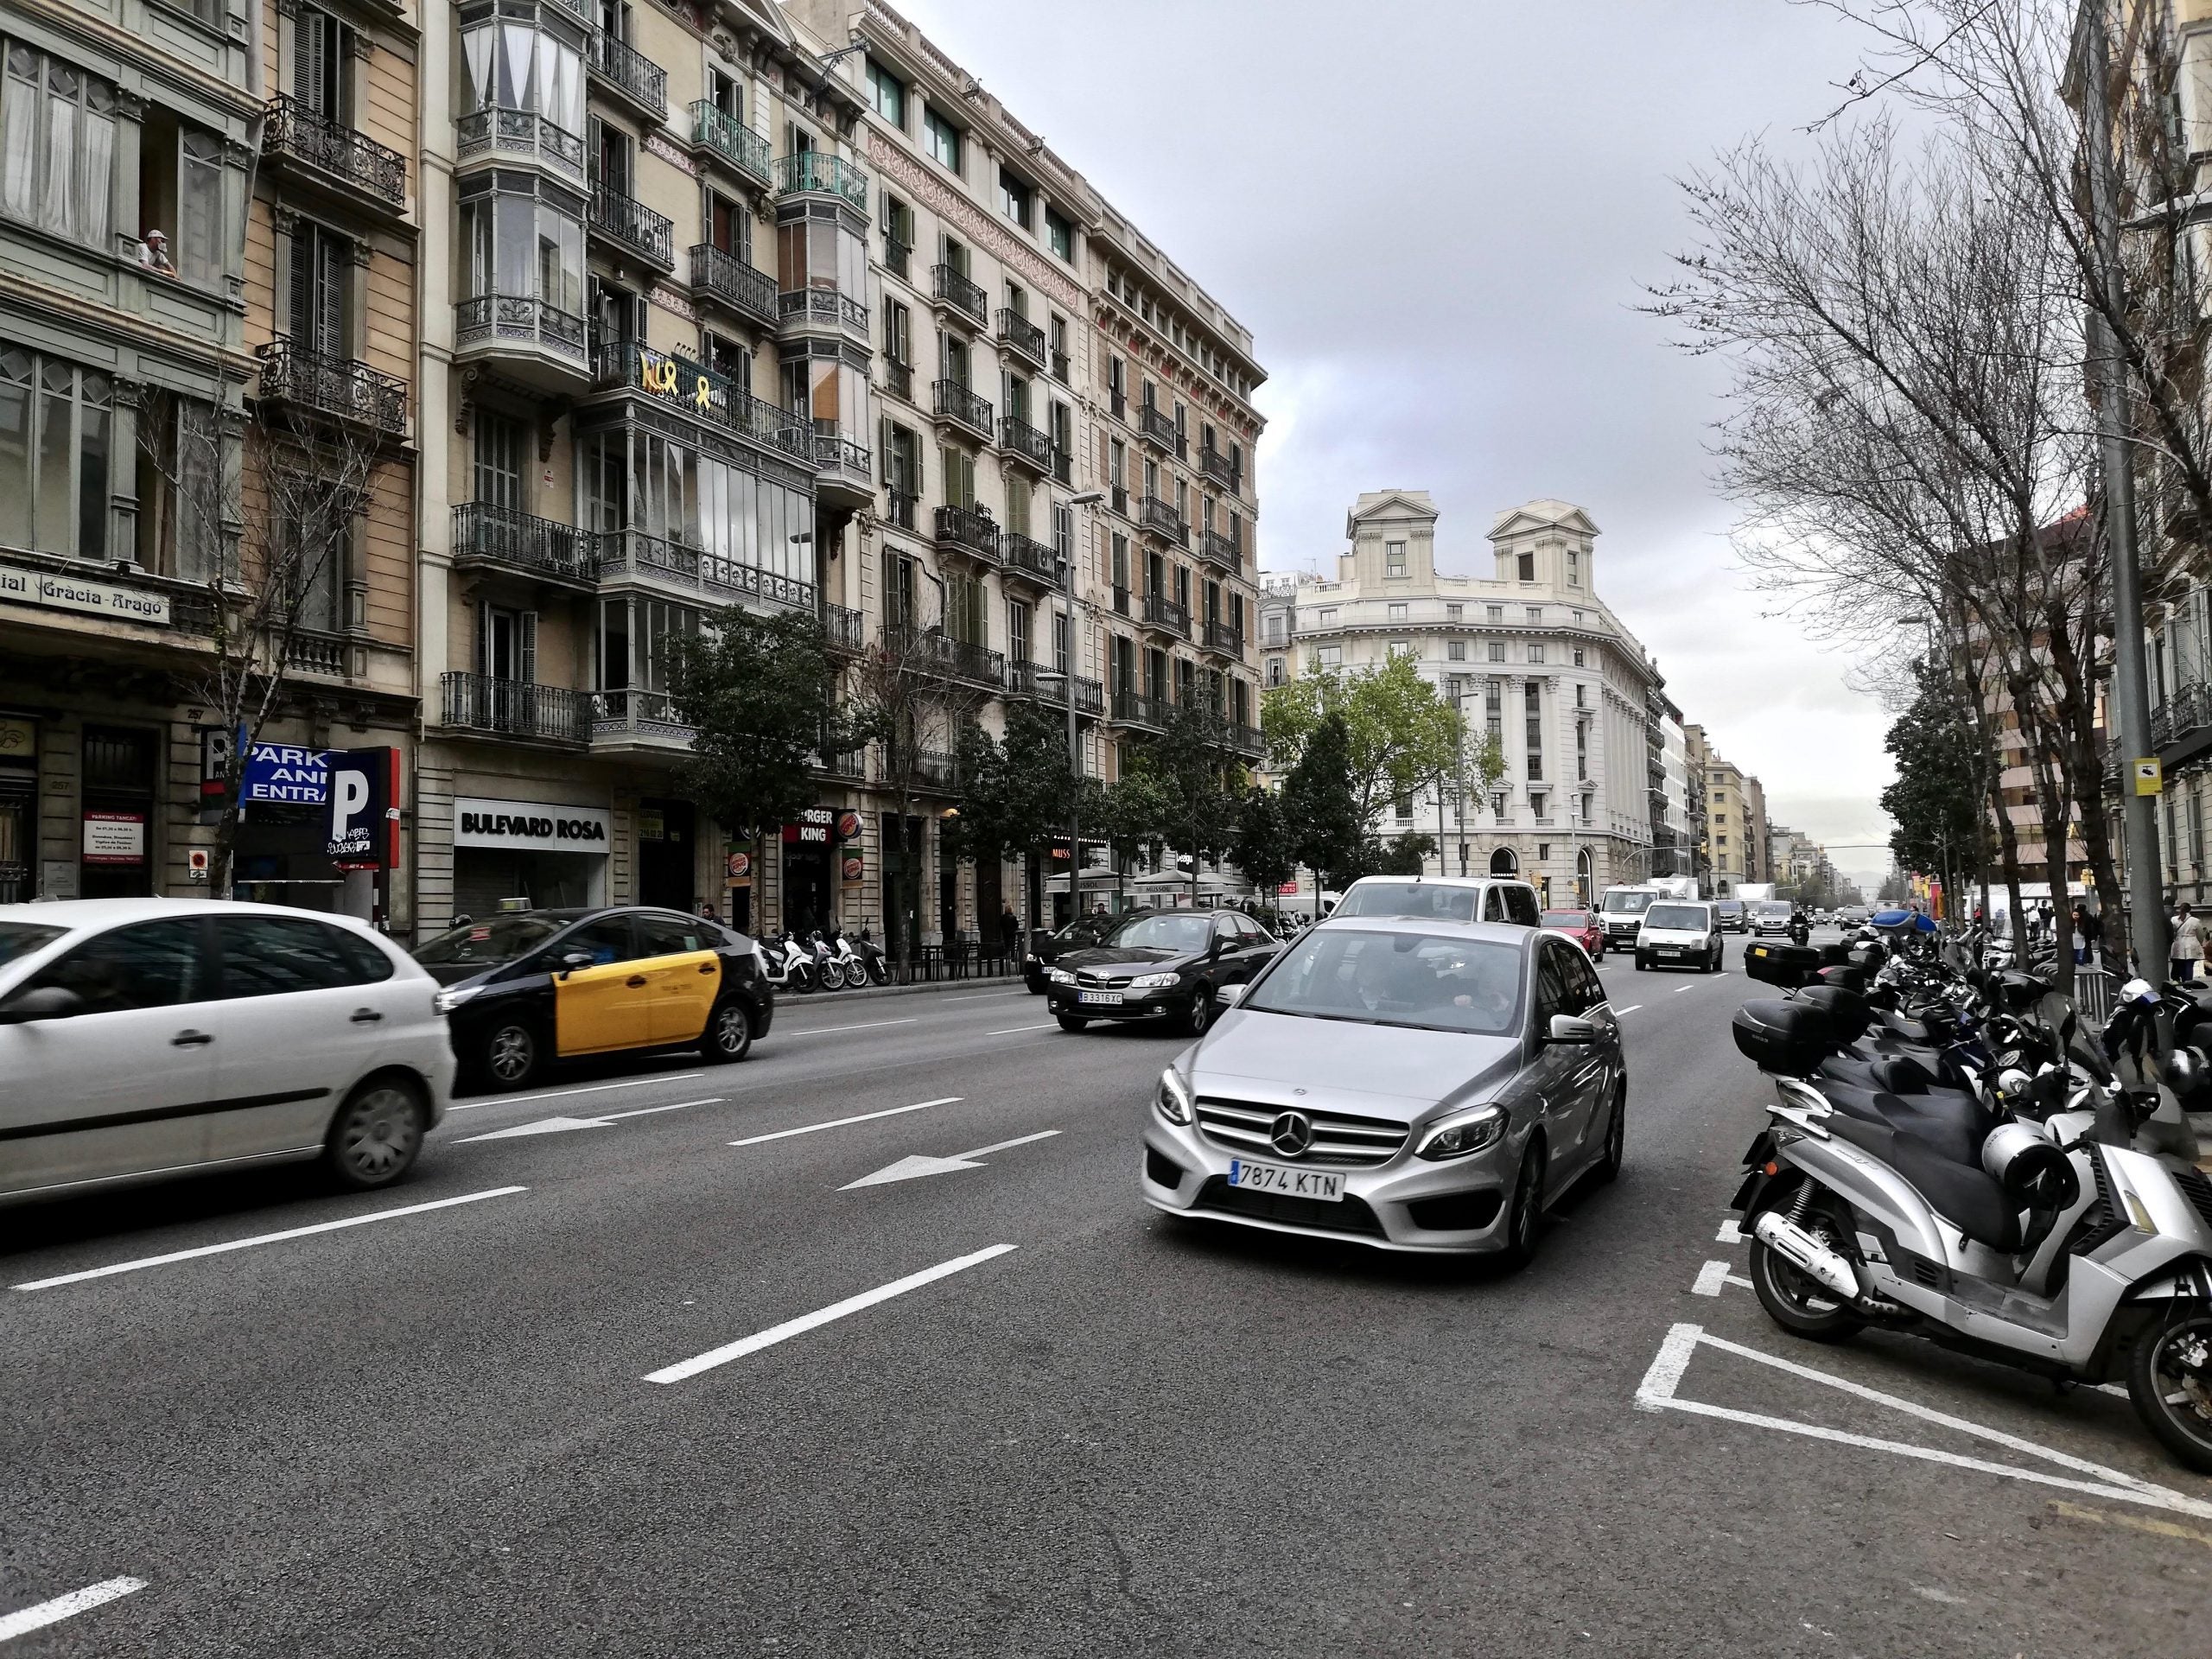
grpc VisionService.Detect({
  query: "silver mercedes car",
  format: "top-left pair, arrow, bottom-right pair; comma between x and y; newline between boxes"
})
1140,917 -> 1626,1262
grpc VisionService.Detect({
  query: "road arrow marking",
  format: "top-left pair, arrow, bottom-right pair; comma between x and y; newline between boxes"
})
840,1128 -> 1061,1190
458,1098 -> 719,1142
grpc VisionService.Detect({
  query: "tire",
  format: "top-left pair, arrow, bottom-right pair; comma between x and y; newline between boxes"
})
1497,1142 -> 1545,1271
478,1016 -> 542,1091
1597,1084 -> 1625,1183
323,1075 -> 426,1192
1185,988 -> 1213,1038
1056,1014 -> 1090,1033
1747,1189 -> 1866,1343
702,998 -> 752,1064
820,961 -> 846,991
1634,955 -> 1649,972
2126,1309 -> 2212,1474
791,969 -> 816,995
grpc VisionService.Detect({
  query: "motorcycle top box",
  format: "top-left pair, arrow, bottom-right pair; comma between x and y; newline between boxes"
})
1731,998 -> 1830,1075
1744,939 -> 1821,987
1796,982 -> 1870,1044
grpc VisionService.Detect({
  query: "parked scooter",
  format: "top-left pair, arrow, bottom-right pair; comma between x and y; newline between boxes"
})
849,925 -> 891,986
761,931 -> 816,995
807,930 -> 845,992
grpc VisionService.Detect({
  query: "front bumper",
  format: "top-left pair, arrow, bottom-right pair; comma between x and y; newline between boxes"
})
1140,1115 -> 1516,1254
1049,985 -> 1192,1022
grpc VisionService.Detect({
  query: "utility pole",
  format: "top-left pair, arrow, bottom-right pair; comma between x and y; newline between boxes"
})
2082,8 -> 2167,978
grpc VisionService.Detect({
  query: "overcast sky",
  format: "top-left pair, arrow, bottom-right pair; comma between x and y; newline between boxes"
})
879,0 -> 1899,894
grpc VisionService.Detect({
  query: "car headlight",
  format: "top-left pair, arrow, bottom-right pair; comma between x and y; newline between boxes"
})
1415,1104 -> 1507,1160
1156,1067 -> 1194,1124
1130,972 -> 1181,989
1048,967 -> 1075,984
433,985 -> 481,1017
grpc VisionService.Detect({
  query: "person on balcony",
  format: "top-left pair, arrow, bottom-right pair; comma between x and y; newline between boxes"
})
138,229 -> 175,274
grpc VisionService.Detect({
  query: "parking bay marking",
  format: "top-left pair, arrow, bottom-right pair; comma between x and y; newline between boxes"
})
1635,1322 -> 2212,1521
458,1098 -> 721,1142
11,1187 -> 528,1291
840,1129 -> 1062,1190
1692,1259 -> 1752,1296
729,1097 -> 962,1148
645,1243 -> 1019,1384
0,1578 -> 146,1643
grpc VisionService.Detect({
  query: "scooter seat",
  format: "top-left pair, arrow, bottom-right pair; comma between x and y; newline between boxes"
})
1819,1054 -> 1937,1095
1813,1082 -> 1984,1166
1821,1114 -> 2022,1252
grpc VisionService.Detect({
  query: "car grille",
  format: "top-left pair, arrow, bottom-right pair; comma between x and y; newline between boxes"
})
1076,969 -> 1142,989
1194,1175 -> 1387,1237
1193,1097 -> 1409,1167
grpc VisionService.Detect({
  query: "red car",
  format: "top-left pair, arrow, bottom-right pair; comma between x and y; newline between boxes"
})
1541,908 -> 1605,958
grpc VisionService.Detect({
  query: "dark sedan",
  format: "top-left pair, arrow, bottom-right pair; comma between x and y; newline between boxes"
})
1046,908 -> 1281,1037
414,906 -> 774,1090
1023,912 -> 1122,994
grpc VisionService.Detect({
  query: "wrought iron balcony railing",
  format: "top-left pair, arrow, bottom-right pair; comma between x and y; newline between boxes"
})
1199,528 -> 1239,570
885,489 -> 918,530
456,105 -> 585,183
1112,690 -> 1170,729
822,602 -> 867,652
1140,494 -> 1187,544
1198,445 -> 1238,489
591,340 -> 812,459
996,308 -> 1046,367
690,244 -> 778,327
882,359 -> 912,400
587,29 -> 668,119
779,284 -> 869,333
594,525 -> 817,612
690,101 -> 771,185
934,503 -> 1001,559
442,672 -> 585,742
1137,404 -> 1179,451
881,624 -> 1003,688
999,414 -> 1053,471
589,688 -> 695,747
1141,591 -> 1191,639
1001,531 -> 1060,586
810,430 -> 872,485
931,262 -> 988,324
452,504 -> 597,583
1071,675 -> 1105,715
932,378 -> 994,438
1203,620 -> 1245,657
257,339 -> 407,435
1230,721 -> 1266,757
264,95 -> 406,206
454,293 -> 588,365
884,236 -> 911,279
589,188 -> 674,265
775,151 -> 869,213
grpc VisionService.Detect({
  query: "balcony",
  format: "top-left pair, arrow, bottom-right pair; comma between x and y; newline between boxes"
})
934,503 -> 1001,563
590,341 -> 812,460
1141,591 -> 1191,639
589,688 -> 695,752
441,672 -> 584,743
690,245 -> 778,328
885,489 -> 918,531
931,263 -> 988,326
779,283 -> 868,337
881,624 -> 1004,690
454,293 -> 589,385
905,747 -> 959,793
1198,445 -> 1238,491
1230,721 -> 1266,758
586,30 -> 668,122
589,189 -> 673,267
884,237 -> 911,280
456,105 -> 585,188
596,526 -> 816,613
1139,494 -> 1187,545
1071,675 -> 1105,715
776,151 -> 870,215
451,504 -> 596,588
263,95 -> 407,211
815,742 -> 868,781
1112,690 -> 1170,731
2155,679 -> 2212,774
996,308 -> 1046,369
1198,528 -> 1239,572
255,340 -> 407,438
881,358 -> 913,401
1202,620 -> 1245,658
1050,347 -> 1071,383
999,414 -> 1054,474
932,378 -> 994,442
1001,531 -> 1060,588
690,101 -> 772,188
1137,404 -> 1180,453
822,602 -> 866,653
810,430 -> 874,512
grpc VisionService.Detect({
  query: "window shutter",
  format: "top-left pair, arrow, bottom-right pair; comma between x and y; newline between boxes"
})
294,11 -> 328,114
879,415 -> 893,485
519,610 -> 537,683
474,601 -> 490,676
318,232 -> 346,358
588,114 -> 604,186
288,228 -> 314,348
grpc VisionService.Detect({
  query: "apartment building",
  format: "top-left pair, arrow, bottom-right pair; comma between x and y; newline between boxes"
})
0,0 -> 418,914
1279,493 -> 1661,906
1692,731 -> 1764,897
1652,691 -> 1689,880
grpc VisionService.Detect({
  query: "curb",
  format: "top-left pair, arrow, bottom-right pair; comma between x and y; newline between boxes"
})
779,973 -> 1031,1002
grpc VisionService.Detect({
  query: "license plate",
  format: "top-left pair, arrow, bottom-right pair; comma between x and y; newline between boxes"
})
1658,947 -> 1681,957
1227,1158 -> 1344,1201
1078,991 -> 1124,1005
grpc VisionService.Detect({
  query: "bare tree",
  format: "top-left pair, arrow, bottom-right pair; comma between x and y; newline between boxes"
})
141,381 -> 382,898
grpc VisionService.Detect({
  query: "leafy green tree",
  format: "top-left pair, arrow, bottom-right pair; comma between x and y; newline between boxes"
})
1231,785 -> 1298,920
944,702 -> 1071,929
1280,710 -> 1367,892
1096,769 -> 1169,911
1130,702 -> 1241,906
1879,658 -> 1990,899
662,607 -> 850,900
1262,655 -> 1468,836
1377,831 -> 1440,877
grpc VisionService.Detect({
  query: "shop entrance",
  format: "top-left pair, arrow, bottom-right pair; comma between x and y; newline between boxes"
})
79,725 -> 158,899
783,841 -> 831,937
637,798 -> 696,911
0,765 -> 31,905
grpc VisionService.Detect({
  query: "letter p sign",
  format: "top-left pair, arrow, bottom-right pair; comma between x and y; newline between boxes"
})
323,747 -> 397,868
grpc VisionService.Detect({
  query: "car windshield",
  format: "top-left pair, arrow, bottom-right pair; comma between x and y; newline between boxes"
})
1752,902 -> 1794,918
1103,912 -> 1214,954
1646,905 -> 1708,930
1600,890 -> 1654,915
1335,882 -> 1478,921
1057,915 -> 1113,944
1243,928 -> 1523,1035
1541,912 -> 1587,927
0,920 -> 64,966
413,913 -> 570,966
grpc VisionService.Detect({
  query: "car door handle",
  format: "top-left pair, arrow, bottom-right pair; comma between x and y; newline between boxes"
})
350,1007 -> 385,1024
171,1029 -> 213,1047
697,963 -> 716,975
626,975 -> 649,987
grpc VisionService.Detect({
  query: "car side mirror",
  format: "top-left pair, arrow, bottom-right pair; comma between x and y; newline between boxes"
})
1547,1014 -> 1599,1045
1217,982 -> 1249,1007
0,985 -> 86,1024
557,950 -> 594,978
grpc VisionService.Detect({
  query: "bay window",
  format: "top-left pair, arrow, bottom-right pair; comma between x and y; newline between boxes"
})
461,178 -> 583,316
0,46 -> 116,254
0,346 -> 109,559
461,18 -> 583,137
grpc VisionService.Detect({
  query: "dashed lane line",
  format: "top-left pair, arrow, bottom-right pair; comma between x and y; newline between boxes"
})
728,1097 -> 963,1148
987,1022 -> 1061,1035
448,1074 -> 704,1112
0,1578 -> 146,1643
774,1018 -> 921,1037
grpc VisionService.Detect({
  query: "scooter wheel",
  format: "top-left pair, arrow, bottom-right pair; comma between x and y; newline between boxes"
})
1747,1198 -> 1865,1344
792,973 -> 816,995
2126,1311 -> 2212,1474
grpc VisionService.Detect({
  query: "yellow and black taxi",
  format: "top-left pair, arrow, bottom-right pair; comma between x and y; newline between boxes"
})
412,906 -> 773,1090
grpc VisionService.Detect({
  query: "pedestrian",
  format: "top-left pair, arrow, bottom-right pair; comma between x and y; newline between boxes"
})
2074,902 -> 2101,967
999,901 -> 1020,962
2174,902 -> 2205,985
696,897 -> 718,924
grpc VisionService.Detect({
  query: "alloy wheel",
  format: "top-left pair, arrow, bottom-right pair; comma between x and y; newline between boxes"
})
709,1001 -> 750,1061
1187,989 -> 1212,1037
2133,1314 -> 2212,1471
486,1024 -> 536,1086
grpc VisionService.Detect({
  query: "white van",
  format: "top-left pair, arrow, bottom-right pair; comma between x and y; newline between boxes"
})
1332,875 -> 1543,927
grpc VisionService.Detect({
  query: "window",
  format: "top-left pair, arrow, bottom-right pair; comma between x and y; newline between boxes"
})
1567,548 -> 1581,587
1110,532 -> 1128,606
1446,603 -> 1462,620
1389,639 -> 1413,658
998,166 -> 1032,228
138,109 -> 227,289
1046,207 -> 1073,262
1052,607 -> 1071,674
459,175 -> 583,319
214,916 -> 391,995
1524,682 -> 1542,780
1048,314 -> 1068,376
1395,797 -> 1414,823
459,19 -> 583,136
883,296 -> 912,367
1572,647 -> 1585,668
0,48 -> 117,255
1486,605 -> 1503,622
880,193 -> 912,275
1528,644 -> 1545,664
0,347 -> 111,559
1516,551 -> 1535,582
1440,639 -> 1463,662
1526,607 -> 1542,622
865,58 -> 905,125
137,391 -> 219,577
1570,609 -> 1583,625
288,220 -> 352,358
1387,602 -> 1408,622
1385,540 -> 1407,576
924,105 -> 961,171
1318,644 -> 1342,668
23,918 -> 207,1013
1573,683 -> 1585,708
1713,812 -> 1726,824
881,420 -> 921,497
1487,641 -> 1505,663
1317,607 -> 1338,627
1266,656 -> 1284,686
475,411 -> 524,510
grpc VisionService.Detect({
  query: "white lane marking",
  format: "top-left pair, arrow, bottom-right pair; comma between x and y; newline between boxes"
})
448,1074 -> 704,1112
1691,1260 -> 1748,1297
457,1098 -> 720,1142
1674,985 -> 1697,995
0,1577 -> 146,1642
1717,1219 -> 1745,1244
1635,1323 -> 2212,1520
839,1128 -> 1062,1190
986,1022 -> 1060,1035
728,1097 -> 961,1148
946,990 -> 1030,1001
11,1187 -> 527,1291
645,1243 -> 1019,1384
1614,1005 -> 1643,1016
774,1018 -> 920,1037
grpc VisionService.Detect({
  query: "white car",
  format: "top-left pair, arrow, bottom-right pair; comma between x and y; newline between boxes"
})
0,899 -> 454,1206
1633,900 -> 1724,973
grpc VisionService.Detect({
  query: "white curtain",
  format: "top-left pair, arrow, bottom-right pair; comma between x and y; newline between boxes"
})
501,25 -> 533,113
79,105 -> 111,251
1,58 -> 37,228
462,26 -> 494,111
41,83 -> 73,241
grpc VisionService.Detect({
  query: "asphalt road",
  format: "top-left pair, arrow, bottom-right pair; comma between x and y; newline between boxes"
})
3,933 -> 2206,1656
